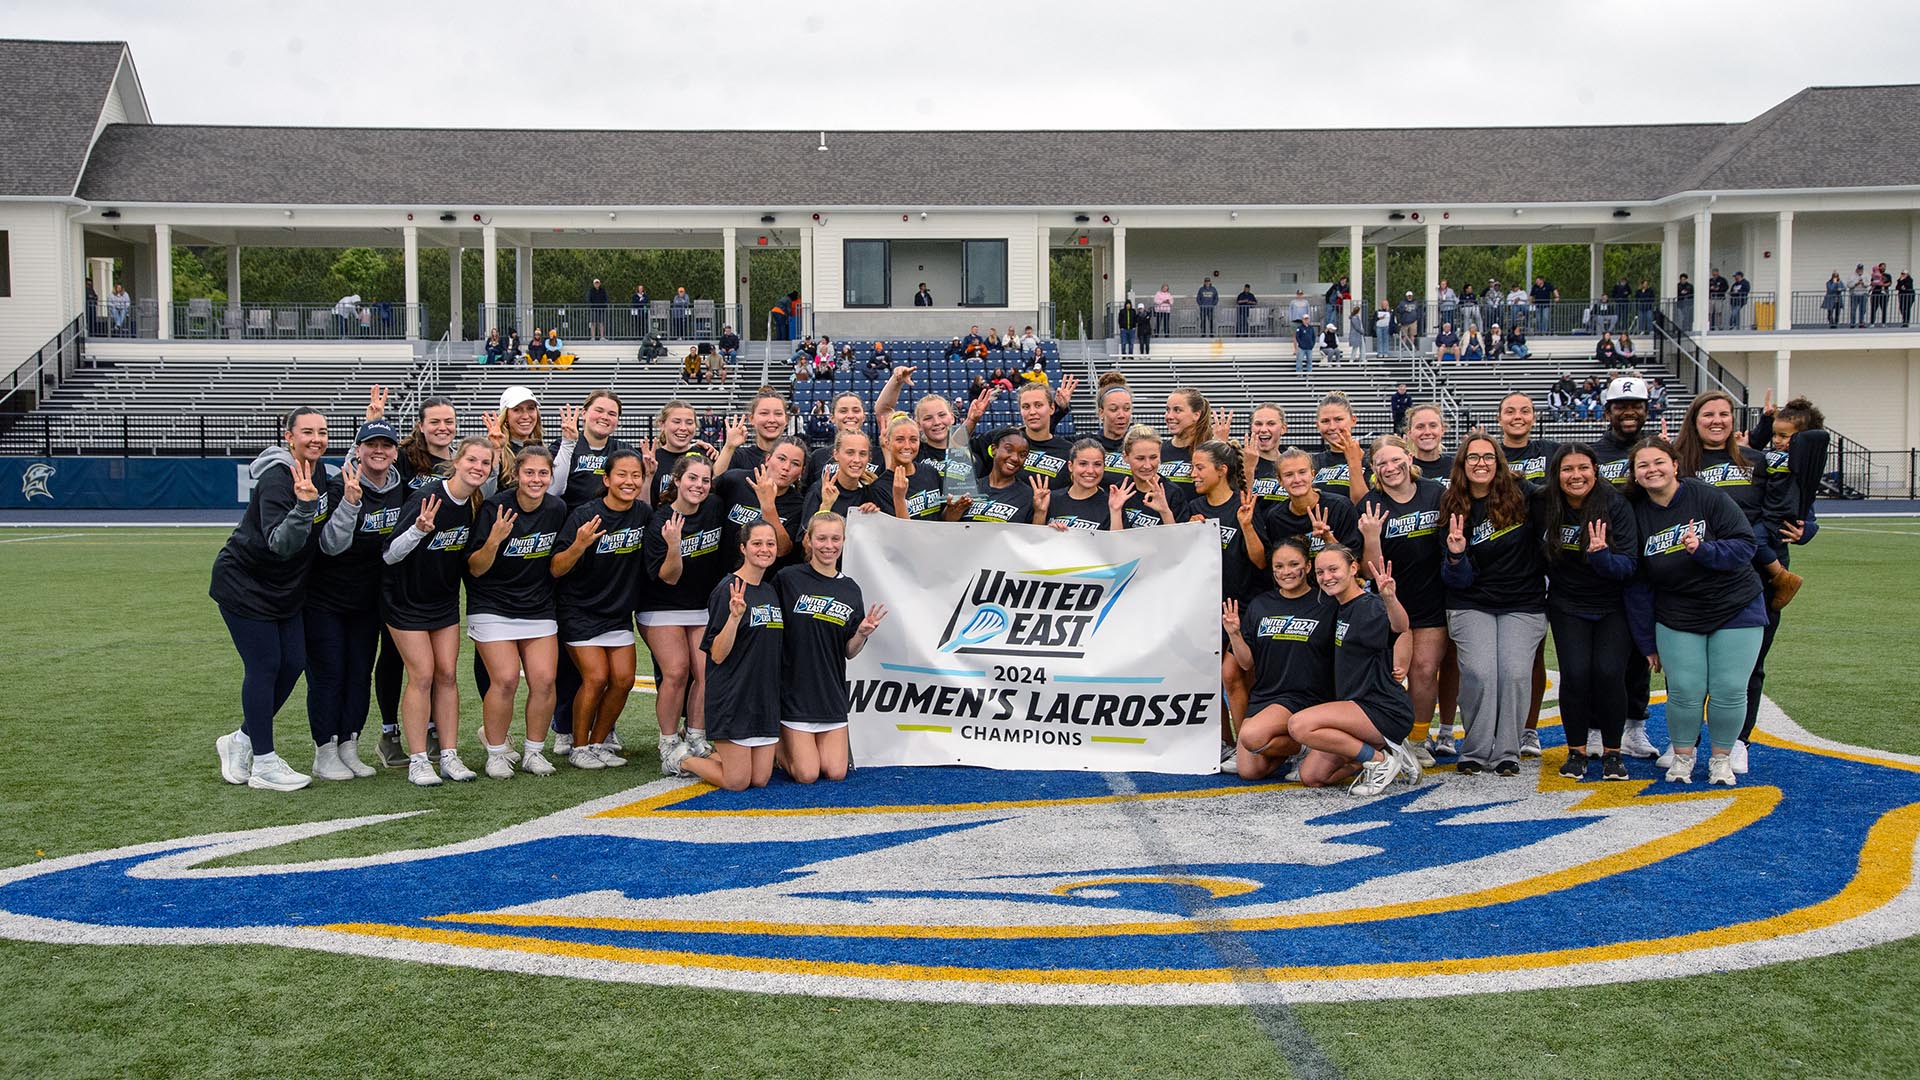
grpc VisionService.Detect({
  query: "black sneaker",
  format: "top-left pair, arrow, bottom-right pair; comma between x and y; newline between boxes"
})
1559,750 -> 1590,780
1494,759 -> 1521,777
1601,751 -> 1629,780
1456,760 -> 1484,775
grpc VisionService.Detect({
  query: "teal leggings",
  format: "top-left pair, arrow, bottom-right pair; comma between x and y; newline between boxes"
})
1655,624 -> 1764,753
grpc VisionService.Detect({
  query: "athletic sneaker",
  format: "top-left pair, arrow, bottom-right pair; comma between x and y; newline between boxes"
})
1409,740 -> 1437,768
570,745 -> 606,770
1494,759 -> 1521,777
1621,722 -> 1660,759
484,751 -> 516,780
1585,730 -> 1603,757
684,732 -> 715,758
1456,760 -> 1484,775
337,734 -> 377,778
1655,744 -> 1676,769
1281,755 -> 1303,783
1348,755 -> 1401,797
1601,751 -> 1629,781
1707,755 -> 1737,786
311,740 -> 354,782
216,730 -> 253,785
246,753 -> 311,793
1519,729 -> 1543,758
1559,750 -> 1591,780
661,739 -> 698,778
1391,742 -> 1423,787
1665,753 -> 1697,784
424,726 -> 441,757
1730,740 -> 1750,775
521,749 -> 557,776
1219,744 -> 1238,772
594,745 -> 630,768
439,753 -> 477,782
604,729 -> 624,753
407,757 -> 442,787
1425,731 -> 1457,758
376,730 -> 407,768
657,733 -> 685,772
553,733 -> 573,756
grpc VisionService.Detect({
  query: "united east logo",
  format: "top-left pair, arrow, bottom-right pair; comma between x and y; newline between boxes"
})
937,560 -> 1138,658
503,531 -> 558,559
21,462 -> 55,501
794,593 -> 854,626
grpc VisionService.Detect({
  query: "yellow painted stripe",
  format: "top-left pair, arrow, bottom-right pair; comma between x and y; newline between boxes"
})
319,799 -> 1920,986
895,724 -> 953,733
1089,736 -> 1147,745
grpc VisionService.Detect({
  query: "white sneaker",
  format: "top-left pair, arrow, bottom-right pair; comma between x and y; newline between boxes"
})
1392,742 -> 1424,786
553,733 -> 573,755
1585,730 -> 1603,756
658,733 -> 685,772
1707,755 -> 1737,786
1426,731 -> 1457,758
1621,722 -> 1660,759
247,753 -> 311,792
484,751 -> 516,780
376,730 -> 407,767
685,731 -> 715,758
1409,740 -> 1436,768
337,735 -> 377,778
661,738 -> 697,777
1656,743 -> 1675,769
603,729 -> 624,753
439,753 -> 477,782
1665,753 -> 1697,784
407,757 -> 443,787
312,740 -> 354,781
521,749 -> 557,776
1281,754 -> 1303,783
1348,754 -> 1401,797
570,745 -> 606,770
216,730 -> 253,785
1219,744 -> 1238,773
595,744 -> 630,768
1519,729 -> 1543,758
1729,739 -> 1750,775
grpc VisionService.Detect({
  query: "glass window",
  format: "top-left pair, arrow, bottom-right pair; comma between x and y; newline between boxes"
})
962,240 -> 1007,307
844,240 -> 890,308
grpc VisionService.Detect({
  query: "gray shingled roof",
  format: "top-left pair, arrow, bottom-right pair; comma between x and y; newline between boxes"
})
0,39 -> 127,197
64,83 -> 1920,208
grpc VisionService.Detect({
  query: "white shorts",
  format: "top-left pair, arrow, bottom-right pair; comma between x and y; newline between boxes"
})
732,736 -> 780,748
467,615 -> 558,642
781,720 -> 848,734
566,629 -> 635,648
636,609 -> 706,628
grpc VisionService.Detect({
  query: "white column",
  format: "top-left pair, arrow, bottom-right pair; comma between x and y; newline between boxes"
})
1775,211 -> 1794,331
482,224 -> 499,330
1373,243 -> 1388,313
89,258 -> 113,319
1036,227 -> 1052,323
402,225 -> 420,339
1092,244 -> 1106,334
226,245 -> 242,309
1661,220 -> 1680,308
514,245 -> 532,319
154,223 -> 172,340
1693,210 -> 1711,335
722,226 -> 738,333
799,228 -> 815,338
1589,241 -> 1604,301
448,246 -> 464,341
1111,226 -> 1128,307
1347,225 -> 1363,320
1774,349 -> 1791,404
1423,223 -> 1439,333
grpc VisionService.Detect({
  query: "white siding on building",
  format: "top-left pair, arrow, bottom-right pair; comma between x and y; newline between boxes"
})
1757,348 -> 1918,450
1790,211 -> 1916,294
0,203 -> 76,381
1125,229 -> 1322,305
812,212 -> 1040,312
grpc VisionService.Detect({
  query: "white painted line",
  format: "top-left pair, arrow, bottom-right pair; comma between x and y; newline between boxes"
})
1816,526 -> 1920,536
0,532 -> 81,545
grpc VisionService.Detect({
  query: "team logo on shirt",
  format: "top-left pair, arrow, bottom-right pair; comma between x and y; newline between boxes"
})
596,527 -> 645,555
726,503 -> 766,526
1644,519 -> 1709,556
1052,516 -> 1104,533
793,594 -> 855,626
679,527 -> 722,558
1508,455 -> 1548,481
1696,461 -> 1754,487
1334,619 -> 1352,645
905,488 -> 945,518
938,560 -> 1139,659
1256,615 -> 1320,641
21,463 -> 54,501
747,603 -> 784,629
1471,519 -> 1522,546
1313,464 -> 1350,488
1250,476 -> 1283,501
425,526 -> 469,551
1025,452 -> 1066,479
1122,507 -> 1166,529
1159,460 -> 1193,484
1558,524 -> 1583,551
360,507 -> 405,535
576,453 -> 608,475
1384,510 -> 1440,539
970,499 -> 1024,523
502,531 -> 558,559
1214,524 -> 1239,550
1599,458 -> 1632,485
1103,451 -> 1129,476
1766,449 -> 1790,475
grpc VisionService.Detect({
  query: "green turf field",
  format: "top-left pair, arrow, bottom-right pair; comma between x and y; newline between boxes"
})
2,521 -> 1918,1080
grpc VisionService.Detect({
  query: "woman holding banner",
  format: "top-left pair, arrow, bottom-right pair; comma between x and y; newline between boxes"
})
1222,537 -> 1335,780
775,513 -> 888,783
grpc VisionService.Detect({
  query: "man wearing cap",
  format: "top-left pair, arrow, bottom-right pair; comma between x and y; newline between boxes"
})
1196,279 -> 1219,336
1590,374 -> 1660,757
1234,284 -> 1258,337
586,278 -> 609,340
1395,291 -> 1421,353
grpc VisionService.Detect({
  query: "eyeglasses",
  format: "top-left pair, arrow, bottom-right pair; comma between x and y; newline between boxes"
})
1464,454 -> 1500,464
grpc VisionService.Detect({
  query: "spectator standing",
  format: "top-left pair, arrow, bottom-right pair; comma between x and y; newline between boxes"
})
1897,270 -> 1915,327
1820,272 -> 1844,327
1459,282 -> 1480,332
1395,292 -> 1422,353
914,283 -> 933,307
631,283 -> 650,338
1529,276 -> 1557,334
1848,265 -> 1869,327
1136,303 -> 1154,356
1483,279 -> 1505,330
1507,282 -> 1530,332
1288,289 -> 1312,327
1235,284 -> 1258,337
1870,263 -> 1891,325
1324,276 -> 1350,327
1389,384 -> 1413,433
1728,272 -> 1751,330
1647,378 -> 1669,421
586,278 -> 609,340
1707,268 -> 1729,330
1374,301 -> 1392,357
1675,273 -> 1696,332
1116,301 -> 1139,355
1634,278 -> 1658,334
85,279 -> 102,336
1437,280 -> 1458,330
1348,303 -> 1369,359
671,287 -> 693,337
1153,284 -> 1173,335
1197,279 -> 1219,336
1292,318 -> 1314,373
1608,277 -> 1633,334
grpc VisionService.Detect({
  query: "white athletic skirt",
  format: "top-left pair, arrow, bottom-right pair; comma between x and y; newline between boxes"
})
566,628 -> 635,648
732,735 -> 780,748
781,720 -> 848,734
467,614 -> 558,642
637,609 -> 706,627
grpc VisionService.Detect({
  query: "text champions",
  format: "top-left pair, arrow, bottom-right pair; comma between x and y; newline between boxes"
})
847,678 -> 1215,748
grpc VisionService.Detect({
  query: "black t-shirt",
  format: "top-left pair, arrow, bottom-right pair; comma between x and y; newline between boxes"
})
552,435 -> 627,508
1444,493 -> 1548,614
1313,448 -> 1367,499
1501,438 -> 1558,486
1188,490 -> 1256,600
776,564 -> 867,724
714,469 -> 808,559
801,475 -> 897,521
1335,592 -> 1414,736
1249,456 -> 1285,506
399,453 -> 452,493
1158,440 -> 1196,492
1633,478 -> 1764,634
975,426 -> 1074,490
466,491 -> 569,619
1357,481 -> 1447,622
889,460 -> 949,520
1413,452 -> 1455,488
209,456 -> 331,621
1592,431 -> 1638,490
639,497 -> 729,612
306,471 -> 409,617
915,441 -> 976,489
962,478 -> 1035,523
1239,588 -> 1336,710
1259,492 -> 1362,556
701,573 -> 785,739
1540,488 -> 1639,618
555,498 -> 653,638
652,445 -> 707,506
1117,482 -> 1187,530
730,441 -> 779,477
1691,446 -> 1790,530
382,480 -> 480,629
1044,488 -> 1113,531
1095,432 -> 1132,484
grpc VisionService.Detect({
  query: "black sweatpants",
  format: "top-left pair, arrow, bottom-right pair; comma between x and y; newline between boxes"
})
1549,606 -> 1632,751
374,627 -> 403,728
303,605 -> 381,745
220,607 -> 305,755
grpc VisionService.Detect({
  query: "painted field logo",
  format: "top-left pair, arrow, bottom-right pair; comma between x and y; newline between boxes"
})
937,560 -> 1137,659
0,699 -> 1916,1006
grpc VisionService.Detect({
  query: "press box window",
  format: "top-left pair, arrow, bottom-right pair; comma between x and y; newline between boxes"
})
843,240 -> 891,308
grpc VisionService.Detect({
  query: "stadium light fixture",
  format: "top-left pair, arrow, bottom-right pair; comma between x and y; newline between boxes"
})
1612,209 -> 1632,218
1073,214 -> 1090,223
1388,212 -> 1406,221
101,209 -> 120,219
761,214 -> 776,223
439,212 -> 456,222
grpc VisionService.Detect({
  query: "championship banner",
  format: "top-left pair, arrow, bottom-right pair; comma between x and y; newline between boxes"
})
843,513 -> 1222,774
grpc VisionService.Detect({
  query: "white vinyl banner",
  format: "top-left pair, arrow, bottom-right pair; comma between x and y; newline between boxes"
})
842,513 -> 1222,775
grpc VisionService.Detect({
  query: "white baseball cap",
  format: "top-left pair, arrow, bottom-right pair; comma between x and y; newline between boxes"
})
499,385 -> 537,410
1606,376 -> 1648,402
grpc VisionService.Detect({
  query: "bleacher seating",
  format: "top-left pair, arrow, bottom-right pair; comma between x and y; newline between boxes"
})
788,339 -> 1067,434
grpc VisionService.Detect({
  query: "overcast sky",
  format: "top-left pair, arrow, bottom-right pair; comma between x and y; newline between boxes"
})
8,1 -> 1916,130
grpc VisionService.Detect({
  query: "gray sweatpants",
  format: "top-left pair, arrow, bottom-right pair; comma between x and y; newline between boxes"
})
1447,608 -> 1548,767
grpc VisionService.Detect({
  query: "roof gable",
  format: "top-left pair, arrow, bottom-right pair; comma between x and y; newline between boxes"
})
0,39 -> 129,197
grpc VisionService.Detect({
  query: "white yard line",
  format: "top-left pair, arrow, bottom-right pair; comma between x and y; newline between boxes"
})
0,532 -> 81,545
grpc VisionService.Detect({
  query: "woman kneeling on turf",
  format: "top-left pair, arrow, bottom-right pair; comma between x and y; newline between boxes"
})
1288,546 -> 1421,795
676,519 -> 785,789
775,513 -> 888,782
1222,537 -> 1335,780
